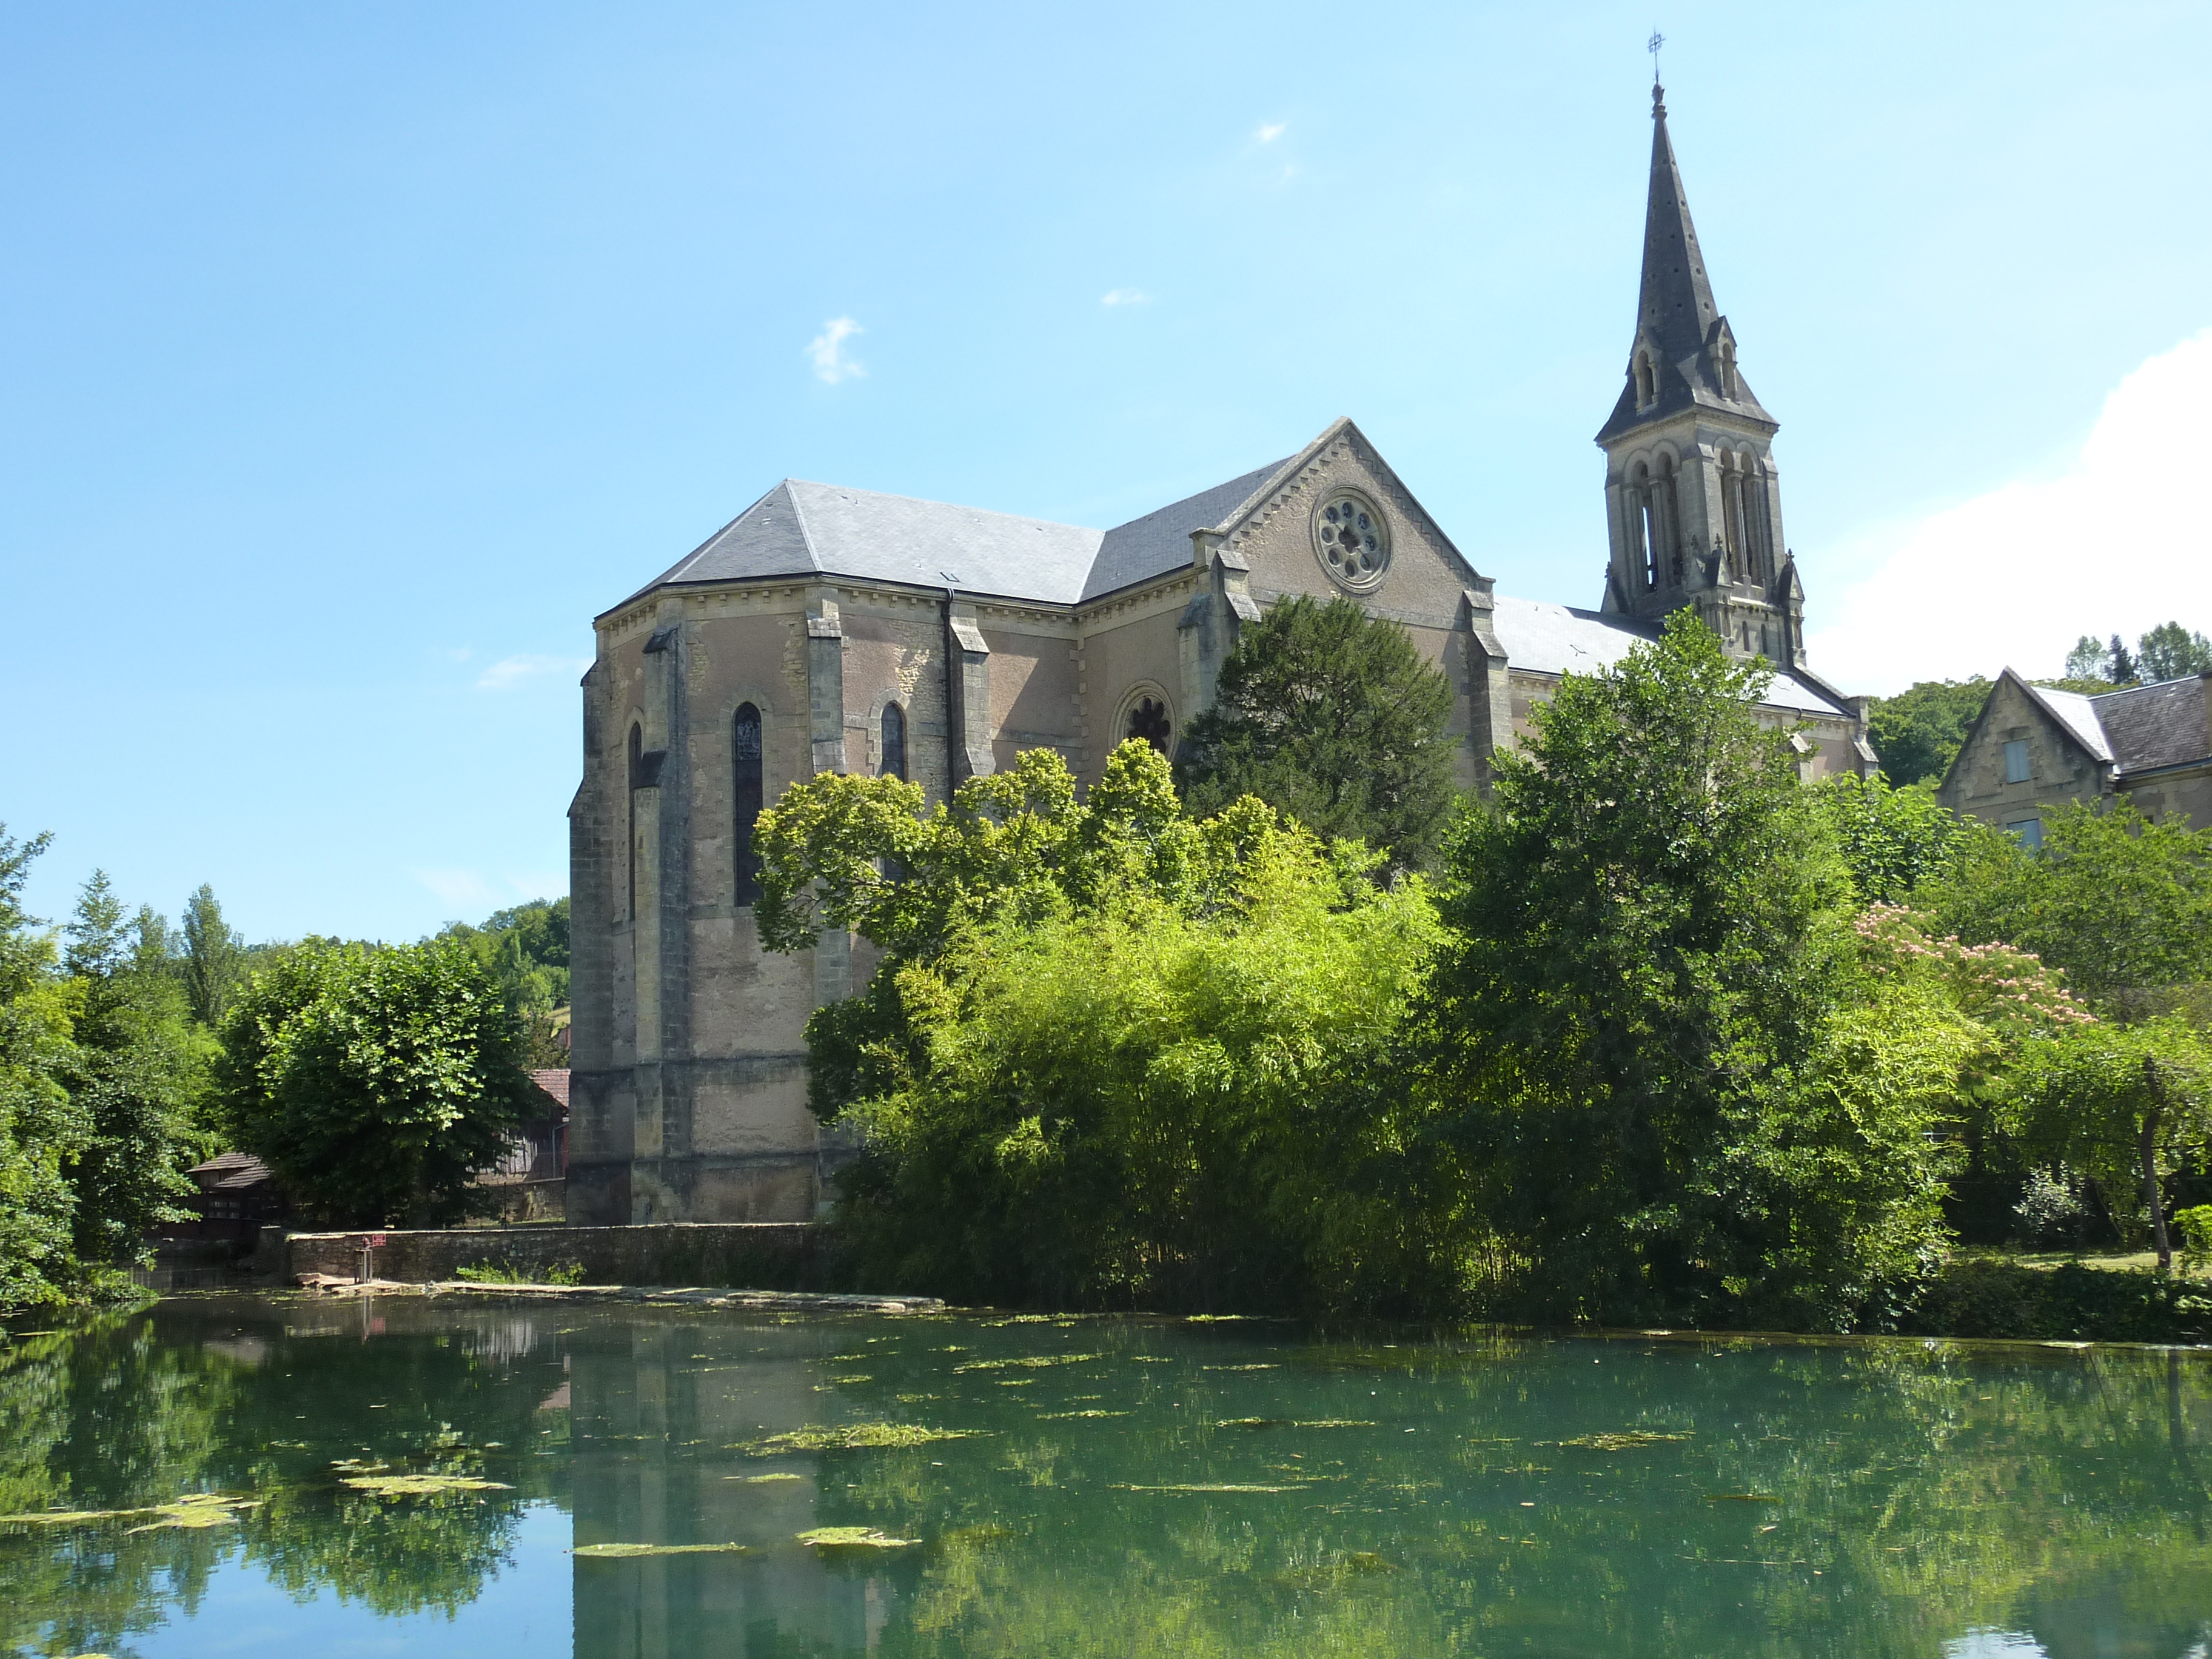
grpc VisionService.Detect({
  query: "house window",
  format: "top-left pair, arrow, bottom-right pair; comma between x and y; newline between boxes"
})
2005,816 -> 2045,851
733,704 -> 763,906
880,702 -> 906,780
2003,739 -> 2031,783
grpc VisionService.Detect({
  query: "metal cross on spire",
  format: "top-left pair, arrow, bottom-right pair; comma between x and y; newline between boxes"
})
1647,30 -> 1664,87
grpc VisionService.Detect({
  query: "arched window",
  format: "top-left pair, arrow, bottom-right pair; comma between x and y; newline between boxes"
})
733,704 -> 763,907
1632,464 -> 1658,591
1127,697 -> 1171,754
626,723 -> 644,920
1635,352 -> 1656,407
880,702 -> 906,780
1657,457 -> 1683,586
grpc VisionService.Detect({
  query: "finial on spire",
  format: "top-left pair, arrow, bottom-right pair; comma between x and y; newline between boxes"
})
1648,30 -> 1665,108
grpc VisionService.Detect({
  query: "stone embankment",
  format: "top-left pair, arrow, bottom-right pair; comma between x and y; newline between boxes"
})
292,1278 -> 942,1313
280,1221 -> 829,1292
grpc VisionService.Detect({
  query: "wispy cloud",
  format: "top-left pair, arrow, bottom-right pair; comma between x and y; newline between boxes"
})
1808,328 -> 2212,694
807,317 -> 866,384
1256,121 -> 1287,144
1101,289 -> 1151,307
415,868 -> 500,910
476,654 -> 589,691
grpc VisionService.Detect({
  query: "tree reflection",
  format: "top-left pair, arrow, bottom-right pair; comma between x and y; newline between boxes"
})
0,1298 -> 560,1656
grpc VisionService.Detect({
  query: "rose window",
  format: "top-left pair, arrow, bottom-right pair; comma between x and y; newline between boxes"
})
1315,492 -> 1388,589
1126,697 -> 1171,754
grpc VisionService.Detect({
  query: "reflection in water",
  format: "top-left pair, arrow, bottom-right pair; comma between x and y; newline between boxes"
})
4,1298 -> 2212,1657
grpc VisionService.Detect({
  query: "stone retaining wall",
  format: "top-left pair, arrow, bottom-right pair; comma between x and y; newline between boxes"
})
283,1222 -> 827,1290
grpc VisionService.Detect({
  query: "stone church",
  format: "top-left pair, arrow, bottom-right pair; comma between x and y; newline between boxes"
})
565,87 -> 1879,1225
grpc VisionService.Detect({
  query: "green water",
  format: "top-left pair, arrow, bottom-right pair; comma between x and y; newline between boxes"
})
3,1295 -> 2210,1657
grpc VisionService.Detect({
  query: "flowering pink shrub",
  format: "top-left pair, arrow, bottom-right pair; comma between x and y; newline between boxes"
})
1851,903 -> 2096,1039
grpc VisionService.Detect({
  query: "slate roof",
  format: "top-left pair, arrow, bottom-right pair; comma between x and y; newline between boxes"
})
1489,595 -> 1846,717
635,480 -> 1105,608
2094,677 -> 2212,774
1595,87 -> 1775,444
1082,460 -> 1292,602
189,1152 -> 275,1193
2022,683 -> 2114,763
623,454 -> 1317,617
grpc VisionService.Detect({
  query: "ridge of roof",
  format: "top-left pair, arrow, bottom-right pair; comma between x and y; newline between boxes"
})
1197,417 -> 1484,591
1082,458 -> 1293,602
2015,675 -> 2114,763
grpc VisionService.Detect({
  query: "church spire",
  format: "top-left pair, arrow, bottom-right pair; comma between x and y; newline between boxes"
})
1636,83 -> 1720,374
1596,84 -> 1771,443
1595,81 -> 1795,662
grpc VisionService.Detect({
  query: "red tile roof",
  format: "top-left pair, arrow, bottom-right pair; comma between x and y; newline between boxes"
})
527,1069 -> 571,1112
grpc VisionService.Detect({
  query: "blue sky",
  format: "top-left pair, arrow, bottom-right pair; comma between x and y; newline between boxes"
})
6,1 -> 2210,943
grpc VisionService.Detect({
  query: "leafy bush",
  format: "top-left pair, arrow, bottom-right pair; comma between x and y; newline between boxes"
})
451,1259 -> 586,1285
759,741 -> 1453,1313
216,939 -> 534,1227
1905,1258 -> 2212,1342
2015,1171 -> 2096,1248
2174,1204 -> 2212,1262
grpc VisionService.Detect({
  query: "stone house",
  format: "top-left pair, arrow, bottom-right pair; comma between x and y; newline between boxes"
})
1938,668 -> 2212,843
565,85 -> 1877,1225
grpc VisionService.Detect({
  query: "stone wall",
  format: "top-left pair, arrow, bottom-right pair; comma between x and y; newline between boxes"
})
285,1222 -> 828,1289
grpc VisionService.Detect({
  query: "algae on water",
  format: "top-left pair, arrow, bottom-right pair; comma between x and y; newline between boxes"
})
0,1493 -> 259,1533
1552,1430 -> 1694,1451
340,1474 -> 515,1498
574,1541 -> 749,1558
797,1526 -> 920,1548
735,1421 -> 985,1456
1109,1483 -> 1303,1493
951,1353 -> 1102,1373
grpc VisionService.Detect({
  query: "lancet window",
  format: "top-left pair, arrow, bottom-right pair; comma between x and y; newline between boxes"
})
733,703 -> 763,907
880,702 -> 907,781
626,723 -> 645,920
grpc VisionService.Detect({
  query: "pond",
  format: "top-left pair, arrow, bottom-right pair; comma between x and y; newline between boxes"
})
4,1295 -> 2209,1657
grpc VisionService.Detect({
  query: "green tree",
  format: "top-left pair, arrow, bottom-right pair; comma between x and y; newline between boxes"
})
755,740 -> 1450,1311
0,826 -> 84,1315
2008,1017 -> 2212,1270
2065,635 -> 2114,682
438,897 -> 570,1065
2136,620 -> 2212,683
1417,614 -> 1963,1329
216,938 -> 533,1226
1173,594 -> 1458,870
1925,802 -> 2212,1001
180,884 -> 244,1029
60,873 -> 210,1265
1865,677 -> 1992,786
1809,773 -> 1960,903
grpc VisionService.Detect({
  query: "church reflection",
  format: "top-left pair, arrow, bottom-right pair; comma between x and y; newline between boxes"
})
565,1314 -> 899,1658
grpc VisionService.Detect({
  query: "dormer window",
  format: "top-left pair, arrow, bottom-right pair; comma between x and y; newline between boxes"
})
1714,336 -> 1738,399
1634,352 -> 1657,409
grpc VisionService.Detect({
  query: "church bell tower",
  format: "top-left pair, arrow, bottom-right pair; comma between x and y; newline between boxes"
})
1597,81 -> 1805,667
